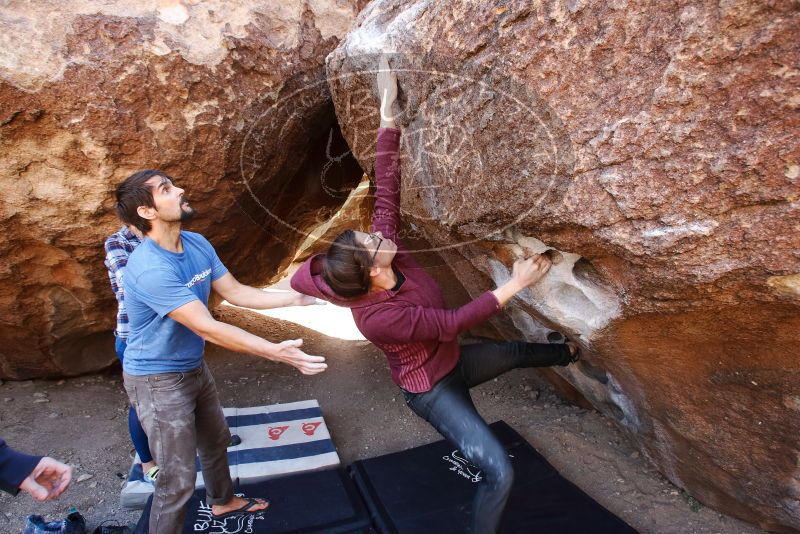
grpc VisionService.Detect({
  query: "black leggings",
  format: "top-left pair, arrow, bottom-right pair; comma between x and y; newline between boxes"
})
402,341 -> 572,534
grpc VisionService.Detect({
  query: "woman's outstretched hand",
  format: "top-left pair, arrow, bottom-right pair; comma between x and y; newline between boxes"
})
378,55 -> 398,128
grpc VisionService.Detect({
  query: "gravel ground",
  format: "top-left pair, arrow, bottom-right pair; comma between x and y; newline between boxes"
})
0,308 -> 764,534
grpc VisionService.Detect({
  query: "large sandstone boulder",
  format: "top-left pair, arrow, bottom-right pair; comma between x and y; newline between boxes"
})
326,0 -> 800,531
0,1 -> 364,379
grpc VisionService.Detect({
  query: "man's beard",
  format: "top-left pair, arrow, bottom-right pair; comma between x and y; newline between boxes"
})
180,201 -> 196,221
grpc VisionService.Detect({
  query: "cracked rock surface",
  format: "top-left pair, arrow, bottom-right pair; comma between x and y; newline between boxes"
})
326,0 -> 800,531
0,1 -> 364,379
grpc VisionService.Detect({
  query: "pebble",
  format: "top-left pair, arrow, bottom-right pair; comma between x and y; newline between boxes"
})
89,481 -> 98,488
33,392 -> 48,398
57,380 -> 65,385
33,398 -> 50,403
77,474 -> 94,483
48,412 -> 59,418
630,451 -> 640,459
3,398 -> 12,402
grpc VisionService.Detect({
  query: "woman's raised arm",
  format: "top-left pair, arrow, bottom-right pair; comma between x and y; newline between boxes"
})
373,55 -> 402,241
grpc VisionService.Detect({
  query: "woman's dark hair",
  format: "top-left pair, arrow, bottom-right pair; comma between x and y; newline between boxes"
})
322,230 -> 373,298
115,169 -> 169,233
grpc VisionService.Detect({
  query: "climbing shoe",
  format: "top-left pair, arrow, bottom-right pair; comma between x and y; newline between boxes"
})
565,341 -> 581,364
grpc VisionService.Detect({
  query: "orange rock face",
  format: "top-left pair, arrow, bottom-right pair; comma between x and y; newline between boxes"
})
327,0 -> 800,531
0,2 -> 363,379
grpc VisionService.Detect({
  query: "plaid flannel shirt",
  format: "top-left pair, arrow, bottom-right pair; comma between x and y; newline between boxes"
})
104,227 -> 142,340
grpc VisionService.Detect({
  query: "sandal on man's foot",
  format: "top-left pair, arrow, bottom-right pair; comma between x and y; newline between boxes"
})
212,498 -> 269,520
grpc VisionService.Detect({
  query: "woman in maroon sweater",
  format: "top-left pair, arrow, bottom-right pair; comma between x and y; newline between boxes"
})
291,59 -> 578,533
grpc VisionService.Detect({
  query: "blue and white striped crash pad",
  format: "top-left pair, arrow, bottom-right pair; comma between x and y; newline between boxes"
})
120,400 -> 339,509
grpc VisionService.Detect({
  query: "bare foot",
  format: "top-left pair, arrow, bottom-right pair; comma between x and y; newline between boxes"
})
212,496 -> 269,517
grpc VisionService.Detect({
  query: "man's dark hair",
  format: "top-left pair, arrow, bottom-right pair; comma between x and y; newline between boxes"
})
115,169 -> 169,233
322,230 -> 373,298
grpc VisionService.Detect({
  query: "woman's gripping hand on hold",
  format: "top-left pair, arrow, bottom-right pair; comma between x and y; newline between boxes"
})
511,254 -> 552,289
378,54 -> 398,128
492,253 -> 552,307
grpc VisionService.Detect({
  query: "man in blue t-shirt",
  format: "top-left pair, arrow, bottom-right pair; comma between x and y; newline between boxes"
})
114,170 -> 327,534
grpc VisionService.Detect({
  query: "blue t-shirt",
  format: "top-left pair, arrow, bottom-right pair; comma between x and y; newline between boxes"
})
122,231 -> 228,375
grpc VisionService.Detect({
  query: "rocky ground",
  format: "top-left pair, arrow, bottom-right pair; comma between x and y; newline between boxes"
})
0,308 -> 764,533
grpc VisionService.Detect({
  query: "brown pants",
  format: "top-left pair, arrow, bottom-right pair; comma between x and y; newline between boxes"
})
123,362 -> 233,534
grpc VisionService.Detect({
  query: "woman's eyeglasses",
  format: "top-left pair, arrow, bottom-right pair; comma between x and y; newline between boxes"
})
367,232 -> 383,263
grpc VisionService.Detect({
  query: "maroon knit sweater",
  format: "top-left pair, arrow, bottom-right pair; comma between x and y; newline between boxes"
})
291,127 -> 501,393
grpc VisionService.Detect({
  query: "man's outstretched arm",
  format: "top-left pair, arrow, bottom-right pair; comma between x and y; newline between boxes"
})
168,300 -> 327,375
212,272 -> 321,310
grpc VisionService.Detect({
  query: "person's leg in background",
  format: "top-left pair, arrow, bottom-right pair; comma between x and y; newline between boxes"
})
404,371 -> 514,534
115,336 -> 158,480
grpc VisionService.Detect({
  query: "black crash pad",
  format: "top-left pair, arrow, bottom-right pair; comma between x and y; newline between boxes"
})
349,420 -> 637,534
135,468 -> 373,533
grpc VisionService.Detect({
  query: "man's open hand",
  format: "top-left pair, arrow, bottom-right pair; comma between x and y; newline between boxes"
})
293,293 -> 326,307
18,457 -> 72,502
270,339 -> 327,375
